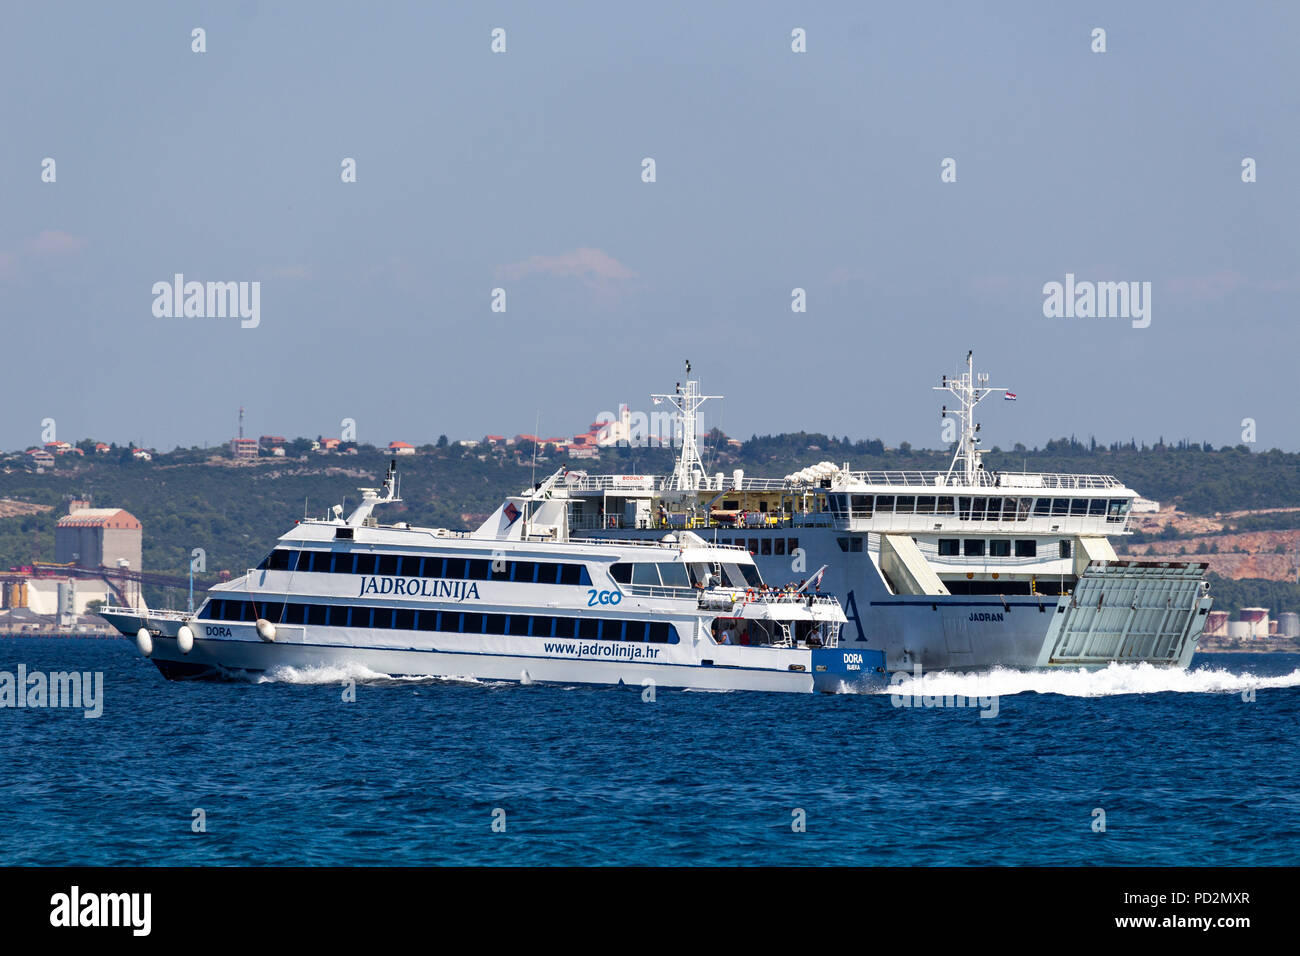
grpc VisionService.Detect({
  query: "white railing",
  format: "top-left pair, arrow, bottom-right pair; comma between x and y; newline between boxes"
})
834,470 -> 1124,490
564,469 -> 1126,494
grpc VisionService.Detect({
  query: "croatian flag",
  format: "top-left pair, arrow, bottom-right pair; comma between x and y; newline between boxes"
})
1004,392 -> 1017,401
811,566 -> 826,590
652,397 -> 663,405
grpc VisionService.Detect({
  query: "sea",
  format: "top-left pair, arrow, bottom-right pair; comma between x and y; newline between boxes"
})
2,637 -> 1297,866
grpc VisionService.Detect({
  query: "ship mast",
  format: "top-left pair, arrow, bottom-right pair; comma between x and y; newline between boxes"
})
653,360 -> 722,491
934,351 -> 1006,486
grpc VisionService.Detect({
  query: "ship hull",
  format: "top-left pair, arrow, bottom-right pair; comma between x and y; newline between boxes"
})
615,527 -> 1210,672
103,611 -> 886,694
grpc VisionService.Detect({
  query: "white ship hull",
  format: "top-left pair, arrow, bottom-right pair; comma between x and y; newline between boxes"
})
102,612 -> 886,694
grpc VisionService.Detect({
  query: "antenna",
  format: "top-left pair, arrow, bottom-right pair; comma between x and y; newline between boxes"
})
654,360 -> 722,491
934,350 -> 1006,486
238,406 -> 245,440
530,410 -> 541,488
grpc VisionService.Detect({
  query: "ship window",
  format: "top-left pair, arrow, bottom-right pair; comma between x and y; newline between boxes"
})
1088,498 -> 1107,516
1017,497 -> 1033,520
748,538 -> 759,554
1033,497 -> 1051,516
281,603 -> 304,625
659,563 -> 690,588
1070,499 -> 1089,516
466,559 -> 489,580
649,622 -> 677,644
964,539 -> 986,557
980,498 -> 998,521
774,538 -> 786,556
484,614 -> 506,635
421,557 -> 444,578
1015,539 -> 1037,557
508,615 -> 530,636
267,549 -> 293,571
1002,498 -> 1018,521
462,612 -> 483,634
373,554 -> 396,576
604,619 -> 624,640
1051,498 -> 1069,516
916,496 -> 936,515
875,495 -> 894,514
559,564 -> 585,586
895,495 -> 916,515
938,539 -> 960,556
258,601 -> 284,622
990,539 -> 1011,557
554,617 -> 576,639
850,495 -> 872,517
512,561 -> 537,583
334,552 -> 356,574
632,563 -> 661,587
837,538 -> 850,552
723,499 -> 739,510
579,618 -> 600,640
538,562 -> 563,584
1107,499 -> 1128,522
1059,540 -> 1072,559
418,611 -> 440,631
378,607 -> 399,629
439,611 -> 459,632
352,553 -> 375,576
488,560 -> 510,581
392,556 -> 409,576
760,538 -> 771,555
394,608 -> 415,630
788,537 -> 799,553
850,537 -> 864,553
609,563 -> 632,584
626,620 -> 648,642
937,496 -> 955,515
308,604 -> 328,626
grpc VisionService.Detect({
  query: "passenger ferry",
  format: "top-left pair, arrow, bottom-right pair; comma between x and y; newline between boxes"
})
556,355 -> 1213,672
100,464 -> 881,693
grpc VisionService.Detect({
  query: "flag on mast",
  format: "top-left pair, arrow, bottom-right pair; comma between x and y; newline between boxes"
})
1004,392 -> 1017,401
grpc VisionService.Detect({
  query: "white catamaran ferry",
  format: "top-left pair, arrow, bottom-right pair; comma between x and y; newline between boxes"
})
100,464 -> 882,693
556,355 -> 1213,672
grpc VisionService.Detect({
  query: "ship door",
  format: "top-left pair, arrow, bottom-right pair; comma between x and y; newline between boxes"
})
942,615 -> 974,655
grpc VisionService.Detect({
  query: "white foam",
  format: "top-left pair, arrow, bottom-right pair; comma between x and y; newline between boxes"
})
879,662 -> 1300,700
254,662 -> 497,686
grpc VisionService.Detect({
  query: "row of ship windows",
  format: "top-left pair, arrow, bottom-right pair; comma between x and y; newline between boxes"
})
712,537 -> 799,556
202,599 -> 680,643
257,548 -> 592,586
837,538 -> 1067,558
826,494 -> 1130,521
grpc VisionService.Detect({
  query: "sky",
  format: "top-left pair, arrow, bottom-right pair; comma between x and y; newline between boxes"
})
2,1 -> 1297,454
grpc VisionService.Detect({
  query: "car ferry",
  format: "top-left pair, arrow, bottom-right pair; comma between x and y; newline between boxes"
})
99,464 -> 881,693
555,355 -> 1213,671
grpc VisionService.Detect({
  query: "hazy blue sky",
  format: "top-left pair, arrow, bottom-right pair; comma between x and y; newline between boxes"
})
2,2 -> 1297,453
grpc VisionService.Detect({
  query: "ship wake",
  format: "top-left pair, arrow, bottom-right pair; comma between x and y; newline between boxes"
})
879,661 -> 1300,700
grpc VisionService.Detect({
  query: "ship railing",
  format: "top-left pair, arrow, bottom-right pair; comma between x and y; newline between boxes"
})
821,470 -> 1124,490
569,535 -> 750,552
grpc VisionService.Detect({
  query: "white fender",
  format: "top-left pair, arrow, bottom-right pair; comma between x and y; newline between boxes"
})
177,624 -> 194,654
135,628 -> 153,658
256,618 -> 277,642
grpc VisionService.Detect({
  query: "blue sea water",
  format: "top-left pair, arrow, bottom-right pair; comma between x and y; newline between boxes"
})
1,637 -> 1297,866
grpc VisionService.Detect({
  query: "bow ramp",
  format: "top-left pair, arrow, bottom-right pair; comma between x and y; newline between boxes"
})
1038,559 -> 1212,668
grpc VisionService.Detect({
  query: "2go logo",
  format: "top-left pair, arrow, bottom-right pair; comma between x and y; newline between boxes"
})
586,589 -> 623,606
